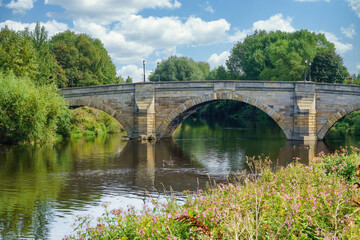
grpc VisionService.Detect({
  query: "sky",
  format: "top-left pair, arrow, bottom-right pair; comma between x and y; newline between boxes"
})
0,0 -> 359,82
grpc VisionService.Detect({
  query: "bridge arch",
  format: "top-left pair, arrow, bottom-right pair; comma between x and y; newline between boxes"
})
317,102 -> 360,140
67,98 -> 133,137
156,92 -> 292,139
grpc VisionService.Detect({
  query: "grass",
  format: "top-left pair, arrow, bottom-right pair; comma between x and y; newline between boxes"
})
70,107 -> 125,138
64,148 -> 360,239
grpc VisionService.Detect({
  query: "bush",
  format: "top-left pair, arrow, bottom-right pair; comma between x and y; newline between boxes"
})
70,106 -> 123,137
0,72 -> 71,144
320,146 -> 360,182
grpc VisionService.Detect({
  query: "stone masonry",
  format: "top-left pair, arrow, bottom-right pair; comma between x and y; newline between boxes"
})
61,81 -> 360,141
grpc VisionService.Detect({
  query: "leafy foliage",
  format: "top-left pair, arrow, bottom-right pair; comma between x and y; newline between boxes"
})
70,107 -> 124,137
311,48 -> 349,83
0,24 -> 68,87
226,30 -> 347,82
331,110 -> 360,136
0,72 -> 71,144
0,27 -> 38,80
50,31 -> 123,87
206,65 -> 232,80
149,56 -> 210,81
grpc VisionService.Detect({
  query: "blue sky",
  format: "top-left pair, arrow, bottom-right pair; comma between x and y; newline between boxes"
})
0,0 -> 359,82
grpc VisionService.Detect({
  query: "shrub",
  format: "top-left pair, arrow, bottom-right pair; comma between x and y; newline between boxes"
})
0,72 -> 71,144
320,147 -> 360,182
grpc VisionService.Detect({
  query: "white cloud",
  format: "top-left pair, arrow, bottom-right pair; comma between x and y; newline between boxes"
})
322,31 -> 353,54
204,1 -> 215,13
357,63 -> 360,72
228,29 -> 250,42
0,20 -> 68,36
346,0 -> 360,18
73,19 -> 154,64
6,0 -> 35,14
228,14 -> 295,43
45,0 -> 181,25
73,15 -> 230,65
341,24 -> 356,38
117,64 -> 151,83
120,15 -> 230,47
208,51 -> 230,69
252,14 -> 295,32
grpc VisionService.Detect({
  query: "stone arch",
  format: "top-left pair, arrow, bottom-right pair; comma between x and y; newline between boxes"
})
67,98 -> 133,137
317,102 -> 360,140
156,92 -> 292,139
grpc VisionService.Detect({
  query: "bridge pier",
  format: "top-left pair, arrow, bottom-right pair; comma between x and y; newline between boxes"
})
134,84 -> 156,140
292,83 -> 317,141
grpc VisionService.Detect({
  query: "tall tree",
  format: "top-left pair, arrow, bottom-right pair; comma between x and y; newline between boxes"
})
0,24 -> 67,87
50,31 -> 122,87
149,56 -> 209,82
311,49 -> 349,83
226,30 -> 337,81
30,23 -> 68,87
0,27 -> 38,79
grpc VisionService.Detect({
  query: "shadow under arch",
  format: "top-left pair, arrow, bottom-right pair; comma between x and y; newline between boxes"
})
317,102 -> 360,140
67,98 -> 133,137
156,92 -> 292,139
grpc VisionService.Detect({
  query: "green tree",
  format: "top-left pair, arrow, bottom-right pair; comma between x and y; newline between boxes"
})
0,27 -> 38,79
226,30 -> 336,81
0,24 -> 67,87
0,72 -> 71,144
50,31 -> 121,87
30,23 -> 68,87
149,56 -> 209,81
207,66 -> 231,80
125,76 -> 133,83
311,49 -> 349,83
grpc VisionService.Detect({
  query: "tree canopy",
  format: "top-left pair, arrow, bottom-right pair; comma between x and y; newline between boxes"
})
226,30 -> 348,82
0,24 -> 68,87
50,31 -> 123,87
311,48 -> 349,83
149,56 -> 210,81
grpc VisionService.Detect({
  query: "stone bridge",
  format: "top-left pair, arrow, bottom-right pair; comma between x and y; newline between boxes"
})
61,81 -> 360,141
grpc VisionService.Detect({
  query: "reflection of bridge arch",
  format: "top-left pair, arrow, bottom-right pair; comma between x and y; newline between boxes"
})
317,102 -> 360,140
67,98 -> 133,137
156,93 -> 292,139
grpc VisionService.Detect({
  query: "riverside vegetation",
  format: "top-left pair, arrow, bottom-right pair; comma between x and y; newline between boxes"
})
0,24 -> 128,144
65,147 -> 360,239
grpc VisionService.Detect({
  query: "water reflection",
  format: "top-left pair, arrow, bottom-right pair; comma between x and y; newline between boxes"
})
1,118 -> 360,239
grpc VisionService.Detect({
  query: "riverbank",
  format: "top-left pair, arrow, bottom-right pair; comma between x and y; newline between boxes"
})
67,106 -> 126,138
65,147 -> 360,239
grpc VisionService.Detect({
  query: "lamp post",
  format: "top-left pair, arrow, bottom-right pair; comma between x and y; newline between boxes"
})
308,62 -> 311,82
157,62 -> 160,82
304,59 -> 308,81
143,60 -> 146,82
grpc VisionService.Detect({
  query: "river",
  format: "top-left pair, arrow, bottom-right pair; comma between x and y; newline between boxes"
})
0,117 -> 359,239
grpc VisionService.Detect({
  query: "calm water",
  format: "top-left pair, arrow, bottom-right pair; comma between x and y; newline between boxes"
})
0,118 -> 359,239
